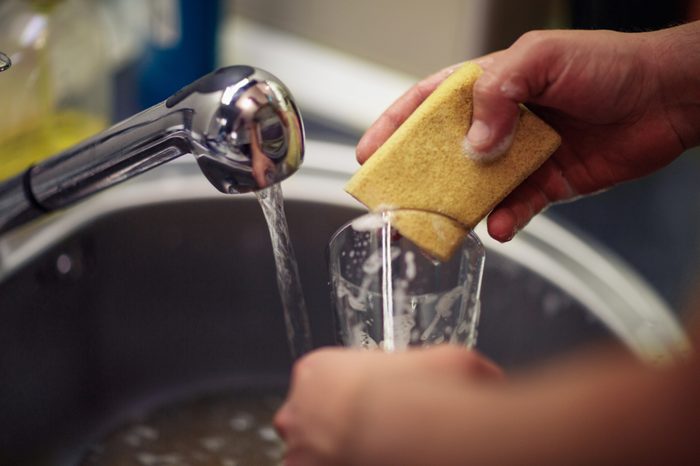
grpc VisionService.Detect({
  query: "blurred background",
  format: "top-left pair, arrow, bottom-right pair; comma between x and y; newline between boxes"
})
1,0 -> 699,316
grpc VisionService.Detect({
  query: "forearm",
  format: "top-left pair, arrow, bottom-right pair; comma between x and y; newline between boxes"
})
494,352 -> 700,466
648,21 -> 700,150
350,349 -> 700,466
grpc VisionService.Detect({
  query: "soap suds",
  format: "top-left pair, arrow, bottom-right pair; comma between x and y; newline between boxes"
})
462,128 -> 515,163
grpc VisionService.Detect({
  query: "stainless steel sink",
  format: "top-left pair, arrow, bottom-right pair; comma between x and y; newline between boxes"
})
0,140 -> 688,466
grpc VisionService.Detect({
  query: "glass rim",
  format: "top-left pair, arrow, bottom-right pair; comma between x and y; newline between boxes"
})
328,208 -> 484,251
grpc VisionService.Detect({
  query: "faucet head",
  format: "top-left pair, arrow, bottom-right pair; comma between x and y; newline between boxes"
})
166,65 -> 304,194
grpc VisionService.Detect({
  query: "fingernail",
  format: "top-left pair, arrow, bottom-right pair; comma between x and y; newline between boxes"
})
466,120 -> 490,146
462,123 -> 516,163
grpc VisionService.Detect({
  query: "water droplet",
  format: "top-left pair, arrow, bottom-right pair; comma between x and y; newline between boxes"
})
264,445 -> 284,460
258,426 -> 279,442
542,291 -> 564,317
199,436 -> 226,452
229,412 -> 254,431
56,253 -> 73,275
136,452 -> 182,465
123,425 -> 158,447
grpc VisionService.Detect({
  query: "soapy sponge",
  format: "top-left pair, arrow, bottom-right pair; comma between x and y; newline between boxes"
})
345,62 -> 561,260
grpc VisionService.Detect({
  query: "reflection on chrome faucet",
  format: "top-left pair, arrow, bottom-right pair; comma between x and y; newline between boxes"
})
0,51 -> 10,72
0,65 -> 304,235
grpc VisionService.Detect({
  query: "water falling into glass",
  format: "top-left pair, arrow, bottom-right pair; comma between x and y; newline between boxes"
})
256,184 -> 312,359
328,209 -> 485,351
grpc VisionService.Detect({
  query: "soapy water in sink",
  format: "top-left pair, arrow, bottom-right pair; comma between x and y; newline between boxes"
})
81,186 -> 309,465
81,391 -> 285,466
256,184 -> 312,359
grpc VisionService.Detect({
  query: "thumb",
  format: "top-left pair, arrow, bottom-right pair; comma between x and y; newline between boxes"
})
463,70 -> 521,162
464,35 -> 553,162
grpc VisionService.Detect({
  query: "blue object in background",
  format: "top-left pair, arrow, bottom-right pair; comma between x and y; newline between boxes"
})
138,0 -> 221,109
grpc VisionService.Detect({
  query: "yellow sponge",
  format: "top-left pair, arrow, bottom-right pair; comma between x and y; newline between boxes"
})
390,210 -> 467,262
346,62 -> 561,260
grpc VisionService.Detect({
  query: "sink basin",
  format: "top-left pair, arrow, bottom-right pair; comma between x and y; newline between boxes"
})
0,140 -> 688,465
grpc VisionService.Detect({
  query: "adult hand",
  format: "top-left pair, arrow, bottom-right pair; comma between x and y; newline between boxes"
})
274,345 -> 700,466
356,23 -> 700,242
274,346 -> 504,466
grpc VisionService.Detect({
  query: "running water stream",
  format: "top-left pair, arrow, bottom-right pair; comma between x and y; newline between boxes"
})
256,184 -> 313,360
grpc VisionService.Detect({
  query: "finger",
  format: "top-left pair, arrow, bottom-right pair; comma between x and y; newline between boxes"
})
465,32 -> 559,161
403,345 -> 505,382
464,69 -> 522,162
486,154 -> 577,242
486,208 -> 519,243
356,64 -> 460,164
273,348 -> 341,438
273,404 -> 290,440
486,177 -> 553,242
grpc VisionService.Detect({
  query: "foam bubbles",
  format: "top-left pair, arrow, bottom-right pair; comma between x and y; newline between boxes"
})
351,213 -> 384,231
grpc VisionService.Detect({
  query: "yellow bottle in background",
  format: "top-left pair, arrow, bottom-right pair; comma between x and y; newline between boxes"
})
0,0 -> 111,181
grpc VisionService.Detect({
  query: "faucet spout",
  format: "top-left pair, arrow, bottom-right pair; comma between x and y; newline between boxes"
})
0,65 -> 304,235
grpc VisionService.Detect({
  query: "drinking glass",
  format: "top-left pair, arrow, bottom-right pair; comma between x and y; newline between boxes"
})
328,209 -> 485,352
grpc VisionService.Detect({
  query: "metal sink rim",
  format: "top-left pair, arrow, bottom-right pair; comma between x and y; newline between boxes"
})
0,139 -> 689,362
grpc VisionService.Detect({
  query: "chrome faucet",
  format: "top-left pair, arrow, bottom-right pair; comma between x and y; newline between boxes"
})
0,65 -> 304,234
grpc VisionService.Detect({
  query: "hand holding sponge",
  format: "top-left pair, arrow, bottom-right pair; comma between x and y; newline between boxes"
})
345,62 -> 561,260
